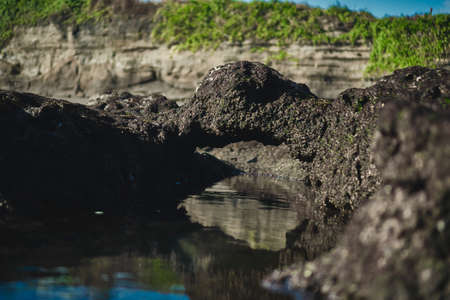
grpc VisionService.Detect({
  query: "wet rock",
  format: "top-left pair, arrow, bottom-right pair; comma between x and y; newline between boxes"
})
266,100 -> 450,299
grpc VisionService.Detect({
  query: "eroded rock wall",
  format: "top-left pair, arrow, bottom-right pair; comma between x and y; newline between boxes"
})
0,19 -> 371,102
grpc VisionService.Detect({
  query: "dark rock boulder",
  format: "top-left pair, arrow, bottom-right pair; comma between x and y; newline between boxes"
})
151,61 -> 380,213
162,61 -> 317,146
266,100 -> 450,299
0,90 -> 234,218
166,63 -> 447,214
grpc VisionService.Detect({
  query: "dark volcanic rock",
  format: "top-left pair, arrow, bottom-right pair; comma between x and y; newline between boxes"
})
300,66 -> 449,212
166,61 -> 317,146
168,63 -> 446,213
88,91 -> 178,116
194,61 -> 313,105
154,63 -> 448,216
0,90 -> 234,217
266,101 -> 450,299
154,61 -> 377,213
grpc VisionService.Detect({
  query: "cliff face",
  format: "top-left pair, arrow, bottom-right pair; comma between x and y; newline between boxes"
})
0,19 -> 371,102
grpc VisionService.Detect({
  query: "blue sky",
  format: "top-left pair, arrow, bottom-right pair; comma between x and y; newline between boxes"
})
143,0 -> 450,18
296,0 -> 450,18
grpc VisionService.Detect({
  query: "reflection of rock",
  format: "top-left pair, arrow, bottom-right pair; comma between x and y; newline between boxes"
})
179,229 -> 294,300
181,179 -> 299,251
266,99 -> 450,299
0,213 -> 294,300
182,175 -> 346,257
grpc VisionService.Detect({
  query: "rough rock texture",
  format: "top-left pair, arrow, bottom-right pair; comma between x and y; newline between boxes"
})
87,91 -> 178,117
171,61 -> 316,146
0,20 -> 372,101
134,63 -> 446,217
266,95 -> 450,300
2,62 -> 447,219
184,64 -> 449,286
1,60 -> 449,298
0,90 -> 235,217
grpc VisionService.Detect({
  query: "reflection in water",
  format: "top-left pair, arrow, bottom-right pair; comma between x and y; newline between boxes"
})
181,180 -> 299,251
0,255 -> 189,300
0,281 -> 188,300
0,176 -> 309,300
0,227 -> 297,300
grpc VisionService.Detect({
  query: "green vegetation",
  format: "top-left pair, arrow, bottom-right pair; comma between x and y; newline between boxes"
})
361,15 -> 449,75
152,0 -> 449,76
1,0 -> 449,76
442,98 -> 450,109
137,257 -> 183,292
0,0 -> 106,44
151,0 -> 374,50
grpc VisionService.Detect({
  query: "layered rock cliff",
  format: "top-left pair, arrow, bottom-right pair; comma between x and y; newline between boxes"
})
0,18 -> 371,102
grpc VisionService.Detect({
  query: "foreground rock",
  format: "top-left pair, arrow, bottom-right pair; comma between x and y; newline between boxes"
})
266,100 -> 450,299
0,90 -> 234,217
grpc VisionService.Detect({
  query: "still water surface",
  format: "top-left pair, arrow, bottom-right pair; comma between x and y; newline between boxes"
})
0,176 -> 305,300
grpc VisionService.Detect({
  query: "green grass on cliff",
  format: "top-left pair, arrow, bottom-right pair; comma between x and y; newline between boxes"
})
151,0 -> 375,49
359,15 -> 449,75
0,0 -> 105,43
1,0 -> 449,76
152,0 -> 449,76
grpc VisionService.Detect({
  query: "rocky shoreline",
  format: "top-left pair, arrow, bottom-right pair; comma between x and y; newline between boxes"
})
1,61 -> 449,299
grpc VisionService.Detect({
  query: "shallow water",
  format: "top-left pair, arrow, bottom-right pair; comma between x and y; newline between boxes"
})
0,176 -> 308,300
181,180 -> 299,251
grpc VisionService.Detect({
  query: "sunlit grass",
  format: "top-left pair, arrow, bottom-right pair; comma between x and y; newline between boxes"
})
1,0 -> 448,76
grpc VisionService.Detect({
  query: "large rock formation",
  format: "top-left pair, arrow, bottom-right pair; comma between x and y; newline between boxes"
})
1,60 -> 448,299
2,62 -> 447,218
163,63 -> 446,213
